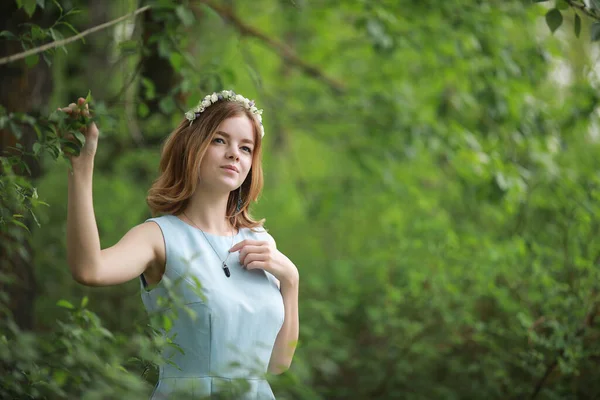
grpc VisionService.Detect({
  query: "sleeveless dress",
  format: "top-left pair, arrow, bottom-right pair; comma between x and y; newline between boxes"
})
139,214 -> 285,399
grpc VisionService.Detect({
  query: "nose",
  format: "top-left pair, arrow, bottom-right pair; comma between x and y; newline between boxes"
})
226,146 -> 240,160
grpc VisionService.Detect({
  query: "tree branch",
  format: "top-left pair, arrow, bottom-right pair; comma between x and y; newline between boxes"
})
565,0 -> 600,21
0,5 -> 151,66
197,0 -> 346,93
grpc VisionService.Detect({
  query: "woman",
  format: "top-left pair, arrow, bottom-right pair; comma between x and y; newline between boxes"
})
63,91 -> 299,399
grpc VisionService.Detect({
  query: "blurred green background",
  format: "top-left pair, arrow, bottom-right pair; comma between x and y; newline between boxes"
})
1,0 -> 600,399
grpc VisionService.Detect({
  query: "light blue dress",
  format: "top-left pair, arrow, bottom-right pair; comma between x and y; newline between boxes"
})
139,214 -> 285,399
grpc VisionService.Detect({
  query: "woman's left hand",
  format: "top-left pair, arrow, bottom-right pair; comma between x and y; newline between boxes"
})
229,239 -> 299,287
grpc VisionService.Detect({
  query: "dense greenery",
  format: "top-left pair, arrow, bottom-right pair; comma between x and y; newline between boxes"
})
1,0 -> 599,399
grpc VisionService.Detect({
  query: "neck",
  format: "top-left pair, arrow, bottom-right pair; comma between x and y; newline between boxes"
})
180,185 -> 235,235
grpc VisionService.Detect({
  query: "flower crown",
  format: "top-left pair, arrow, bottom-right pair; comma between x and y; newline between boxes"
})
185,90 -> 264,137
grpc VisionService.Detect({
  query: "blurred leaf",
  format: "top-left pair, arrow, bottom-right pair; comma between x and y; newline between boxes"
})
158,97 -> 175,114
545,9 -> 563,33
175,5 -> 194,27
56,300 -> 74,309
556,0 -> 569,10
169,52 -> 183,71
24,54 -> 39,68
0,30 -> 17,40
22,0 -> 37,17
591,22 -> 600,41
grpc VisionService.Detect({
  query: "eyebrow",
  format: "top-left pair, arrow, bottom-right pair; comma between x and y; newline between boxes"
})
215,131 -> 254,145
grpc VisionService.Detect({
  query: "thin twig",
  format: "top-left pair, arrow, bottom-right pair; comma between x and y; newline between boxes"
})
565,0 -> 600,21
197,0 -> 346,93
0,5 -> 151,66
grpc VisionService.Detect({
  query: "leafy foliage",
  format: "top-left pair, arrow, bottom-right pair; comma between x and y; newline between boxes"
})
1,0 -> 599,399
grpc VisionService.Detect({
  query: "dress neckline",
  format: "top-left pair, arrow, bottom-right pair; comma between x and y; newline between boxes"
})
170,214 -> 241,238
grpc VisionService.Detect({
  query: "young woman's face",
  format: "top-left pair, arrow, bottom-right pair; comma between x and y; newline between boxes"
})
198,114 -> 256,192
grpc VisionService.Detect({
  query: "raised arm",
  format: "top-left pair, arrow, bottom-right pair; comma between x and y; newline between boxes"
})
63,97 -> 160,286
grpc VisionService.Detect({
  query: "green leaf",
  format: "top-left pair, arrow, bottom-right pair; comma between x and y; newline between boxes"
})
163,314 -> 173,331
575,14 -> 581,38
141,78 -> 156,100
0,30 -> 18,40
169,52 -> 184,71
62,141 -> 80,156
545,9 -> 563,33
32,142 -> 41,155
30,24 -> 44,40
592,22 -> 600,41
81,296 -> 88,308
29,209 -> 40,228
57,299 -> 74,309
117,39 -> 138,55
175,5 -> 194,27
556,0 -> 569,10
24,54 -> 39,68
23,0 -> 37,17
52,370 -> 67,386
58,21 -> 79,37
138,102 -> 150,118
51,0 -> 62,14
85,90 -> 93,105
49,28 -> 64,42
73,131 -> 86,146
36,0 -> 45,9
42,52 -> 51,66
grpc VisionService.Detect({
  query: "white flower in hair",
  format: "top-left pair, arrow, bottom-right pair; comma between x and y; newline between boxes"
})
185,89 -> 266,137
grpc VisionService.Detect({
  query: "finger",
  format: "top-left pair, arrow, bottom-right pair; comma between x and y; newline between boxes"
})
229,239 -> 263,253
243,245 -> 268,253
68,103 -> 80,117
241,252 -> 267,267
246,260 -> 266,271
239,245 -> 267,262
229,240 -> 248,253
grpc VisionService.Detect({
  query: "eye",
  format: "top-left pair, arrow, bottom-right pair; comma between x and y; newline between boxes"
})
242,146 -> 253,154
213,138 -> 225,144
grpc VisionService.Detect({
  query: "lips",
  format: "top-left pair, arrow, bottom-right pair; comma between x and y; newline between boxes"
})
222,165 -> 239,173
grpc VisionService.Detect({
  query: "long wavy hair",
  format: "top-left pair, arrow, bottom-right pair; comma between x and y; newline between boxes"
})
146,99 -> 265,230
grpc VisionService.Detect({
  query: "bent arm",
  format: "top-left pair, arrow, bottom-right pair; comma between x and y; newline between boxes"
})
67,160 -> 158,286
268,274 -> 299,374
